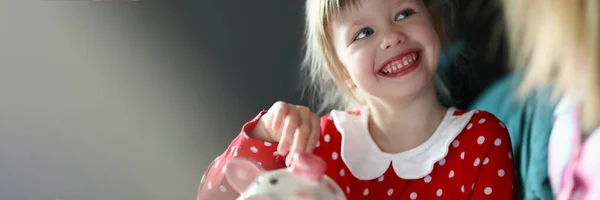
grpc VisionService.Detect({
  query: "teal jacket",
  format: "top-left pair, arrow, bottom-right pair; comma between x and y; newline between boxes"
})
469,74 -> 555,200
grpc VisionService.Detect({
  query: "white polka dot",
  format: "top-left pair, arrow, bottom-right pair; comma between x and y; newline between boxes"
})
477,136 -> 485,144
315,140 -> 320,148
363,188 -> 369,196
219,185 -> 227,192
346,186 -> 350,193
378,176 -> 384,182
478,118 -> 486,124
500,122 -> 505,128
410,192 -> 417,199
250,146 -> 258,153
324,134 -> 331,142
214,160 -> 220,168
460,152 -> 465,160
508,152 -> 513,159
387,189 -> 394,196
494,138 -> 502,146
207,181 -> 212,190
461,185 -> 465,193
264,141 -> 272,146
484,187 -> 492,195
449,170 -> 455,178
221,166 -> 226,173
233,151 -> 238,157
474,158 -> 481,166
231,146 -> 236,153
424,175 -> 432,183
436,189 -> 443,196
498,169 -> 505,177
483,157 -> 489,165
467,123 -> 473,130
273,151 -> 280,156
452,140 -> 460,148
339,169 -> 345,176
439,158 -> 446,166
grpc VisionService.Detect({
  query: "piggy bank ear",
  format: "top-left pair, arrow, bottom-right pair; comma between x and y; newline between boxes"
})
289,152 -> 326,182
224,158 -> 262,193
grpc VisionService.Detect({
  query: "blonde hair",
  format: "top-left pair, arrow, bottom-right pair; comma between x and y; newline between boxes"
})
503,0 -> 600,133
301,0 -> 454,114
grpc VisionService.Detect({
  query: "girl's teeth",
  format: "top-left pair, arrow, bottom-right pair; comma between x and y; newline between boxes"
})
381,53 -> 419,74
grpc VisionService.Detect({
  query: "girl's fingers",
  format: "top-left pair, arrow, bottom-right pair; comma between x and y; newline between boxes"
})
305,114 -> 321,153
290,107 -> 312,153
277,109 -> 298,156
269,101 -> 289,137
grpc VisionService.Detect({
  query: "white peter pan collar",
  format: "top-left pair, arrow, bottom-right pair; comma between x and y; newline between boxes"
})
329,107 -> 474,180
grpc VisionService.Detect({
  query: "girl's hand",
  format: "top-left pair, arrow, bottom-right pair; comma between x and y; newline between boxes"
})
250,101 -> 321,166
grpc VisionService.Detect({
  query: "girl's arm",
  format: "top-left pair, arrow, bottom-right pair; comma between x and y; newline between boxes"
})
197,111 -> 287,200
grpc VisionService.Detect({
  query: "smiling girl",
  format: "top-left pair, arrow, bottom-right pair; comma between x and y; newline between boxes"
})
198,0 -> 517,199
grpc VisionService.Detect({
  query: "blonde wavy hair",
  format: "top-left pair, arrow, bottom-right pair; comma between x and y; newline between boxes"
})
503,0 -> 599,133
301,0 -> 454,114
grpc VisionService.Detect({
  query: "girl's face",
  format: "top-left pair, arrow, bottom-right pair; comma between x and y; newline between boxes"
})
330,0 -> 441,102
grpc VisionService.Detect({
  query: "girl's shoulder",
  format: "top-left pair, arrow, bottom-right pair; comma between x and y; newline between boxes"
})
460,109 -> 509,134
440,108 -> 512,163
451,109 -> 513,162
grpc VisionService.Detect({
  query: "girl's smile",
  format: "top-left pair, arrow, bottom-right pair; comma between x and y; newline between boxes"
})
377,49 -> 421,78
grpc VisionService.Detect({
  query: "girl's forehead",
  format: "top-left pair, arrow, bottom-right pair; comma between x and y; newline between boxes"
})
323,0 -> 362,24
330,0 -> 419,22
329,0 -> 377,27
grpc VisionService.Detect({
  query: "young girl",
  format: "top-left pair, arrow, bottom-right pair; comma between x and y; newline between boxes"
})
198,0 -> 517,199
501,0 -> 600,199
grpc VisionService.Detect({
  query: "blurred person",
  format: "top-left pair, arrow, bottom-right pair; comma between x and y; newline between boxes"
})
470,0 -> 599,199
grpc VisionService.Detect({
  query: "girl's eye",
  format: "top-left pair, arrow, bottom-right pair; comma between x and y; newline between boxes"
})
354,27 -> 374,41
395,9 -> 415,20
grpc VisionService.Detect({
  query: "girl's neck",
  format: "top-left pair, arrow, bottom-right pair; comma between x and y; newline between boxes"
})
365,83 -> 448,153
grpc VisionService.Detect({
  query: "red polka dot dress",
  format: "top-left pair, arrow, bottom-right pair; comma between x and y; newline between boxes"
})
197,108 -> 518,200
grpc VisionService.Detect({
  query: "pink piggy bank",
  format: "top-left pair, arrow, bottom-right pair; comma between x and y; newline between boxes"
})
224,152 -> 347,200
